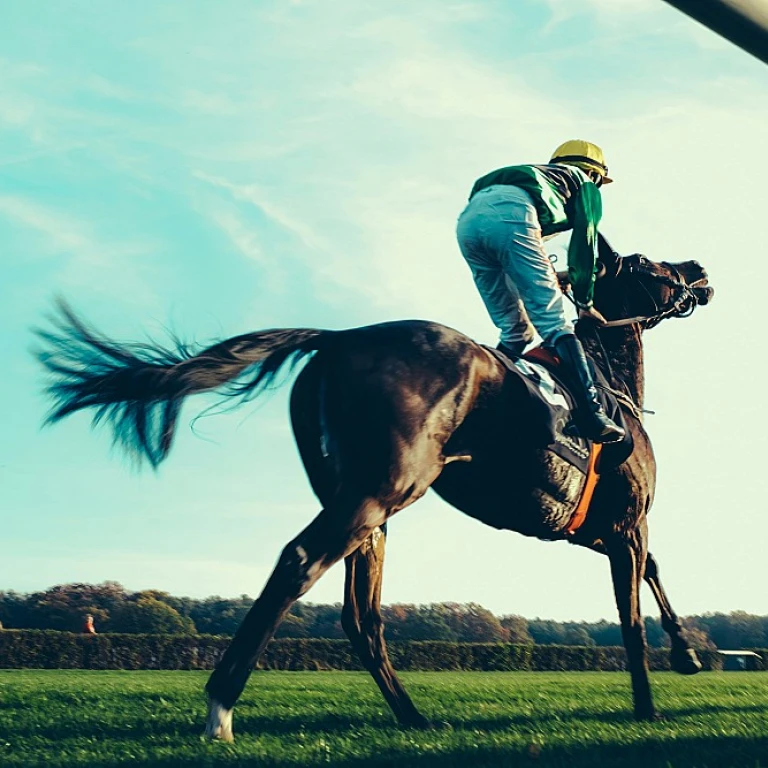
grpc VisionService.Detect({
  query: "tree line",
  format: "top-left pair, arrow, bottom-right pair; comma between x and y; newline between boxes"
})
1,582 -> 766,649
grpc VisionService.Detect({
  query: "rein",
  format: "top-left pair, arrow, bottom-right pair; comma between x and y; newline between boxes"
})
599,255 -> 701,329
567,254 -> 702,420
586,325 -> 649,422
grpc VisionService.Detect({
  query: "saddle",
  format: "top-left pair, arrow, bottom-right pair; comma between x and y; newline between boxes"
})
486,344 -> 634,474
485,344 -> 634,534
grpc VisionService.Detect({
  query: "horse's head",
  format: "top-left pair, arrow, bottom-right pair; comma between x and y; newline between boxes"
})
595,250 -> 713,329
559,250 -> 714,329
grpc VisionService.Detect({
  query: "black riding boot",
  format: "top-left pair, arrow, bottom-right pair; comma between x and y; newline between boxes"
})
496,340 -> 527,359
553,334 -> 625,444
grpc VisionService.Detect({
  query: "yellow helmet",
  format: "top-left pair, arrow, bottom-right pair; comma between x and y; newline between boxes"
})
550,139 -> 613,184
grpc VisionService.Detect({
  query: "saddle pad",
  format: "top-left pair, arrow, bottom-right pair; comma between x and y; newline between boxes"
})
485,346 -> 634,472
486,347 -> 591,472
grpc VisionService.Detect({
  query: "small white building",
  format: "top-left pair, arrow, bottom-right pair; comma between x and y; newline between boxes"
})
718,650 -> 762,671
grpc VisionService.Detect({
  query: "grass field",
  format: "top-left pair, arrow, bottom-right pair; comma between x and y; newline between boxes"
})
0,670 -> 766,767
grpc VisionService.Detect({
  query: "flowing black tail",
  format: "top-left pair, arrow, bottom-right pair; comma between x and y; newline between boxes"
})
35,300 -> 334,467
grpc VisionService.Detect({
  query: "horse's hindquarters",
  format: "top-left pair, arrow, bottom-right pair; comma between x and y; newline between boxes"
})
290,322 -> 496,513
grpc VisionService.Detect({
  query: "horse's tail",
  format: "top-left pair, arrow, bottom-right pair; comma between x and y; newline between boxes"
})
35,300 -> 334,467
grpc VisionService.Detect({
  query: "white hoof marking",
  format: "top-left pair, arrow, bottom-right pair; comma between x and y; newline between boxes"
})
205,699 -> 234,742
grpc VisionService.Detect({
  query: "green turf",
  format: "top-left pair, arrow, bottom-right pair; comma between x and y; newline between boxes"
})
0,670 -> 766,767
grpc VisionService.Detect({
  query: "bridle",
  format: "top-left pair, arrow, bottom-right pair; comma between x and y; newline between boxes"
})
599,254 -> 702,330
573,254 -> 704,418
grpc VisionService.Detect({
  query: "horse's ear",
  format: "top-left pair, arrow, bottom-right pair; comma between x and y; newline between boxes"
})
597,233 -> 620,278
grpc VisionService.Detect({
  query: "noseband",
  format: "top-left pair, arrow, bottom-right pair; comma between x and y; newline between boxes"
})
600,255 -> 701,329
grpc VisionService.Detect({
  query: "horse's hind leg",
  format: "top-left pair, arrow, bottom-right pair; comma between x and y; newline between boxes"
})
341,527 -> 429,728
204,497 -> 387,741
644,552 -> 702,675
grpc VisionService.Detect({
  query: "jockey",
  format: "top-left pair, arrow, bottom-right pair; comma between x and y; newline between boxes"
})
456,139 -> 625,444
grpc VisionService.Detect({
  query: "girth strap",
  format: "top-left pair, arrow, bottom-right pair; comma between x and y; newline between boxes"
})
565,442 -> 602,535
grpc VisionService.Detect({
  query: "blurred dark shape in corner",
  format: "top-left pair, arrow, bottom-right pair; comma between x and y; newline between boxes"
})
662,0 -> 768,65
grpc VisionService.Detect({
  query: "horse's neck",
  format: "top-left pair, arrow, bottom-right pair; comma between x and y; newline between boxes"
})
581,325 -> 645,409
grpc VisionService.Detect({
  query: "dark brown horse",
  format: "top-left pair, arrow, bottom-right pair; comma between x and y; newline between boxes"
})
36,247 -> 712,739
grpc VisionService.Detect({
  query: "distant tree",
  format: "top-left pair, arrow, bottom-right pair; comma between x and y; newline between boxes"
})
131,590 -> 194,619
526,620 -> 593,646
112,597 -> 195,634
680,618 -> 716,650
382,604 -> 458,642
643,617 -> 669,648
500,615 -> 533,644
528,619 -> 567,645
730,611 -> 766,647
188,595 -> 252,635
23,582 -> 127,632
442,603 -> 508,643
274,612 -> 310,638
696,611 -> 766,649
587,620 -> 623,647
566,624 -> 596,646
308,604 -> 345,639
275,601 -> 319,637
0,591 -> 28,629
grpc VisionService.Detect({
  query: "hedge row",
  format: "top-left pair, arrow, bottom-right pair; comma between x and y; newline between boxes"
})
1,631 -> 762,671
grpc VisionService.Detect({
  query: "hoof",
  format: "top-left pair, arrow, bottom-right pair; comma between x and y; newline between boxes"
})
635,710 -> 665,723
401,713 -> 434,730
671,648 -> 702,676
205,698 -> 234,742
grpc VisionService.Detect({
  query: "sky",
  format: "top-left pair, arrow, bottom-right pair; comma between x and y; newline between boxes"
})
1,0 -> 767,623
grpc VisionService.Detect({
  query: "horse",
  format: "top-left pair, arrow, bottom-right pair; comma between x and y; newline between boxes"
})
35,245 -> 713,740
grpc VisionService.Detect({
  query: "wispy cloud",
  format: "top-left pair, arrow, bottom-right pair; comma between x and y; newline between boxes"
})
541,0 -> 652,24
194,172 -> 332,256
85,75 -> 145,103
0,195 -> 109,262
0,143 -> 85,169
209,208 -> 264,264
203,204 -> 295,297
341,54 -> 570,124
0,195 -> 160,306
181,89 -> 244,116
0,97 -> 35,127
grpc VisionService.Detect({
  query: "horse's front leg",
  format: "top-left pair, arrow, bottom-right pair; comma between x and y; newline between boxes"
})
341,526 -> 429,728
643,552 -> 702,675
578,541 -> 702,676
607,527 -> 657,721
204,497 -> 387,741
